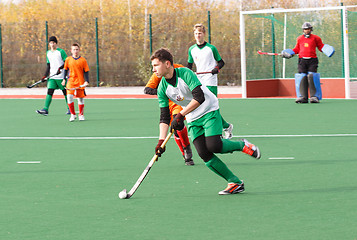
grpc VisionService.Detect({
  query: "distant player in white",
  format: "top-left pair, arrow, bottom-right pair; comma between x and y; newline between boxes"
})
187,24 -> 233,139
36,36 -> 69,116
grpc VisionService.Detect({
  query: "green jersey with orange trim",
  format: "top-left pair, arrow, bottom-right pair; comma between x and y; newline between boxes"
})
188,42 -> 222,86
157,67 -> 219,123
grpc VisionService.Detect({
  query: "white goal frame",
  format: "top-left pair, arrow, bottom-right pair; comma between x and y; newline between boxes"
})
240,6 -> 357,99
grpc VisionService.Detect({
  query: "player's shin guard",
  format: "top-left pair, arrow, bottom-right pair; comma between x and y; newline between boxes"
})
295,73 -> 308,99
220,139 -> 245,154
78,104 -> 84,115
68,102 -> 76,115
174,135 -> 185,155
308,72 -> 322,100
176,126 -> 190,148
205,155 -> 241,183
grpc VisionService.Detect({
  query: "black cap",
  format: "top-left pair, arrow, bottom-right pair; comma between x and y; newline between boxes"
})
49,36 -> 58,44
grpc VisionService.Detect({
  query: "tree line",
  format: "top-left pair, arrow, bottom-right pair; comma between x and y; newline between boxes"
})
0,0 -> 354,87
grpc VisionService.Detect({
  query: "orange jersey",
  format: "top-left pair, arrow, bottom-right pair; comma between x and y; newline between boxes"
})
64,56 -> 89,89
146,64 -> 184,117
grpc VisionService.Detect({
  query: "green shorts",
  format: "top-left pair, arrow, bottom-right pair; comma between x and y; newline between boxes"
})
187,110 -> 223,142
47,79 -> 65,90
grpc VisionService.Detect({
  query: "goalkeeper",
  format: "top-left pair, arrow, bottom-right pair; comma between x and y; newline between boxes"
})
281,22 -> 335,103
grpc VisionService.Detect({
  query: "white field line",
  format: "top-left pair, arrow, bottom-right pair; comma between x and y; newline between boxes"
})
17,161 -> 41,164
1,133 -> 357,140
268,157 -> 295,160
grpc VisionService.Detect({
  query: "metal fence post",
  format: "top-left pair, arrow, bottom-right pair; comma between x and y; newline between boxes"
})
95,18 -> 100,87
0,24 -> 3,88
149,14 -> 153,56
208,11 -> 211,44
45,21 -> 48,51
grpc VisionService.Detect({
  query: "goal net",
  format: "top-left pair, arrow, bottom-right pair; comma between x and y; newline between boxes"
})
240,6 -> 357,98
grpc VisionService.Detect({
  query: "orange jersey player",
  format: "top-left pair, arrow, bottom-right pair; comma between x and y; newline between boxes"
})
144,64 -> 194,166
62,43 -> 89,122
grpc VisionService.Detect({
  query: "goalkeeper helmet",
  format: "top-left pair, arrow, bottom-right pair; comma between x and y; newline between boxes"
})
302,22 -> 313,30
302,22 -> 313,38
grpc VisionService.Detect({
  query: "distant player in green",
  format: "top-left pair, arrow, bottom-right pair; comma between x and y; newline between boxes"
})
187,24 -> 233,139
36,36 -> 69,116
151,48 -> 261,195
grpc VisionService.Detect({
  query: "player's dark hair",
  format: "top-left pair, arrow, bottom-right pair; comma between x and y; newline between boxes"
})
150,48 -> 173,65
72,43 -> 81,48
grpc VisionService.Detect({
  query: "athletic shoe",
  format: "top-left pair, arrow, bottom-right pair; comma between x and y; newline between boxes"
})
218,181 -> 245,195
242,139 -> 261,159
295,97 -> 308,103
310,97 -> 320,103
36,109 -> 48,116
223,123 -> 234,139
78,115 -> 85,121
69,114 -> 77,122
183,145 -> 194,165
66,109 -> 71,115
184,158 -> 195,166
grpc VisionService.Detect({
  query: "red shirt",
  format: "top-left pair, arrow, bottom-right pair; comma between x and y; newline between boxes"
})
292,34 -> 324,58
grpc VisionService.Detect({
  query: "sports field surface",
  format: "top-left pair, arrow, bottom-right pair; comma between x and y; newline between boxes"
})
1,98 -> 356,240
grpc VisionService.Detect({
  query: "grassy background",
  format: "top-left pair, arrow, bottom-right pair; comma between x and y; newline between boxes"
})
1,98 -> 356,240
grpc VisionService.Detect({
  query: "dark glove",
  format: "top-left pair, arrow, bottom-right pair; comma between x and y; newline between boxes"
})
211,67 -> 219,75
171,113 -> 185,131
41,76 -> 47,82
56,67 -> 62,75
155,139 -> 166,157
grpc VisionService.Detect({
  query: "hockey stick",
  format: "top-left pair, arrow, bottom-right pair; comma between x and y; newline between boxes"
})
196,71 -> 213,75
26,73 -> 59,88
257,50 -> 281,56
119,130 -> 174,199
65,84 -> 86,91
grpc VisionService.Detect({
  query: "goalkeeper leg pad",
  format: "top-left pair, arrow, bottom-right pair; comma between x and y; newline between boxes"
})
308,72 -> 322,100
295,73 -> 308,99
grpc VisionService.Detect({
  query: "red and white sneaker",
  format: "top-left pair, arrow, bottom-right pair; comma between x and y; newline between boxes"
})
242,139 -> 261,159
218,181 -> 245,195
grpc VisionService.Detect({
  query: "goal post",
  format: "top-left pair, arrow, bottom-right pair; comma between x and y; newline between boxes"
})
240,6 -> 357,99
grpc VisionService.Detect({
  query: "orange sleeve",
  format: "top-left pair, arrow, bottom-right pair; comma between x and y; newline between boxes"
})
64,58 -> 69,70
146,73 -> 161,89
83,58 -> 89,72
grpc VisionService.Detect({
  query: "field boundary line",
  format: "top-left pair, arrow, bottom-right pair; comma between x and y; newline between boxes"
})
1,133 -> 357,140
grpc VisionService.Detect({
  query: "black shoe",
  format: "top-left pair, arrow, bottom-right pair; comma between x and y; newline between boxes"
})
218,181 -> 245,195
36,109 -> 48,116
184,158 -> 195,166
310,97 -> 320,103
295,97 -> 308,103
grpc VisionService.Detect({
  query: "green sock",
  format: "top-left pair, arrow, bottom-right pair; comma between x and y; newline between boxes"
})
44,94 -> 52,110
222,116 -> 230,129
205,155 -> 242,184
221,139 -> 245,154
